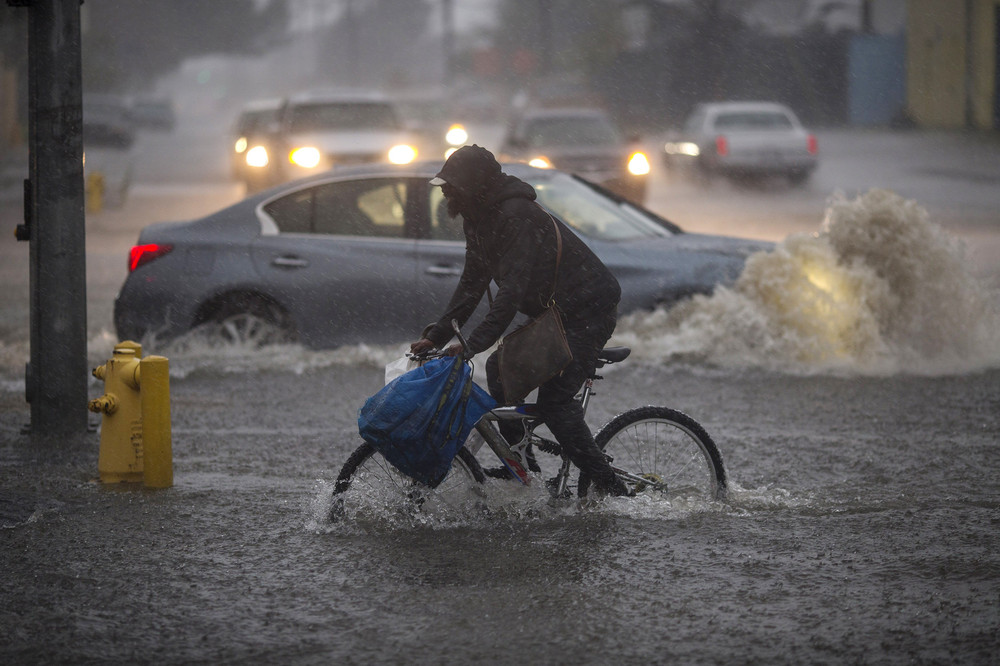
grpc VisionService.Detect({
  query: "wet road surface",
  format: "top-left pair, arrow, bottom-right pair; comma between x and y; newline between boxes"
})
1,360 -> 998,664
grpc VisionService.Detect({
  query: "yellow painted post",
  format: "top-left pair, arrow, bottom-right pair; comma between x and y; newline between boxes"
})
140,355 -> 173,488
85,171 -> 104,213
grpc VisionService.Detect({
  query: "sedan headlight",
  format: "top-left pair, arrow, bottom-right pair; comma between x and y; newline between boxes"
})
445,124 -> 468,146
528,156 -> 552,169
289,146 -> 322,169
628,151 -> 650,176
246,145 -> 269,168
664,141 -> 700,157
388,144 -> 417,164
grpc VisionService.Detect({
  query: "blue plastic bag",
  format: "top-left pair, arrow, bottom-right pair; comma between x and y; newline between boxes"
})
358,357 -> 496,486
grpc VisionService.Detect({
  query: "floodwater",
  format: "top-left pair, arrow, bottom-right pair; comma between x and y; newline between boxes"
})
2,181 -> 998,664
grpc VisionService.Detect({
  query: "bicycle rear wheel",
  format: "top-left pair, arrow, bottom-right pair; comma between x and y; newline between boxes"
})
329,443 -> 486,521
583,406 -> 727,501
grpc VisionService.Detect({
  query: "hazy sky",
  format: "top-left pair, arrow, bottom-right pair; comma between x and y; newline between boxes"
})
286,0 -> 499,34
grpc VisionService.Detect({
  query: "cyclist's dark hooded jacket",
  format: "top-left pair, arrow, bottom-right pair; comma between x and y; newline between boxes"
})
425,153 -> 621,355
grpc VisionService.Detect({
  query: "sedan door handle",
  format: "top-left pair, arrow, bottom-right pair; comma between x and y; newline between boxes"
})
272,255 -> 309,269
425,264 -> 463,277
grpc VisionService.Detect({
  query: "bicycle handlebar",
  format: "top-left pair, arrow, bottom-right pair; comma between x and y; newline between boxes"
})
408,319 -> 473,362
451,319 -> 472,357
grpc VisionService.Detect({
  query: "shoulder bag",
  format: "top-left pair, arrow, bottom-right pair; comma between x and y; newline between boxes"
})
496,213 -> 573,404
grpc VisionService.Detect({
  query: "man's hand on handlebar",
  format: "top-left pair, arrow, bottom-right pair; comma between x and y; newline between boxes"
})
409,337 -> 465,359
411,321 -> 472,359
409,338 -> 436,355
442,343 -> 464,357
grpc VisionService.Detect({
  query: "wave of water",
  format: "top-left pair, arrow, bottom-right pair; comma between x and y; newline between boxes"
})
613,189 -> 1000,375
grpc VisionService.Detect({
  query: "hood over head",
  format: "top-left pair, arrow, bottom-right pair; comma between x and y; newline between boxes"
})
430,144 -> 502,198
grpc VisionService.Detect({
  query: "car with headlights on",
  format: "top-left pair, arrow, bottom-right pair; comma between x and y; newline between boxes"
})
242,90 -> 420,191
662,101 -> 818,185
230,98 -> 284,182
114,162 -> 772,349
499,107 -> 650,204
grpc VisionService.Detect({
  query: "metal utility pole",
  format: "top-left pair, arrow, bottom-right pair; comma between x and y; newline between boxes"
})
10,0 -> 89,439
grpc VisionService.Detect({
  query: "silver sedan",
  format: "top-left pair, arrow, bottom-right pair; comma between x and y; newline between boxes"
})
663,101 -> 819,185
114,162 -> 772,349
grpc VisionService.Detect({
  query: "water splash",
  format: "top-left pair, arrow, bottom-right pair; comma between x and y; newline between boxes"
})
307,473 -> 733,534
614,189 -> 1000,375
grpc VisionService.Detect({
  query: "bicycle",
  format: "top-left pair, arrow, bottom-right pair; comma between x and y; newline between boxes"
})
329,322 -> 727,520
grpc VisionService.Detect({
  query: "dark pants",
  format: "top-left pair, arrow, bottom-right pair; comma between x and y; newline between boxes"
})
486,310 -> 620,493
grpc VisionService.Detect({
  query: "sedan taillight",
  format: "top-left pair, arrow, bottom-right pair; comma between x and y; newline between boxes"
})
129,243 -> 173,272
714,135 -> 729,156
807,134 -> 818,155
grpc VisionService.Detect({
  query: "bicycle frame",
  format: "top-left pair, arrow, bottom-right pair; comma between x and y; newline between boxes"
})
437,318 -> 658,498
471,374 -> 599,495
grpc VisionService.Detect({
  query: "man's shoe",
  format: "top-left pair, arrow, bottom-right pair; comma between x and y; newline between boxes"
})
602,477 -> 635,497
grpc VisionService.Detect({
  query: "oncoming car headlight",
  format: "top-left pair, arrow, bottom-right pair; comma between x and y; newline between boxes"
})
246,145 -> 269,168
388,144 -> 417,165
289,146 -> 322,169
234,137 -> 248,154
664,141 -> 700,157
628,151 -> 650,176
528,156 -> 552,169
445,124 -> 468,146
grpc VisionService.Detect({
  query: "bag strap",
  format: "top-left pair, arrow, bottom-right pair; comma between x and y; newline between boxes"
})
427,358 -> 470,449
545,212 -> 563,306
484,209 -> 563,308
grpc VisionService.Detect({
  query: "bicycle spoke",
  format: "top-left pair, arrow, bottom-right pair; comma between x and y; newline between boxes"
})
593,407 -> 726,501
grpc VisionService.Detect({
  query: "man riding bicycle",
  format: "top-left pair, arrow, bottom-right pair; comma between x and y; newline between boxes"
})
410,145 -> 631,497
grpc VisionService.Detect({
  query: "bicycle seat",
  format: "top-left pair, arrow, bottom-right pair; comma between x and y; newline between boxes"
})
597,346 -> 631,366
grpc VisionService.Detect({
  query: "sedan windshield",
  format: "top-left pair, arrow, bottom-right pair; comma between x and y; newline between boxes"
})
288,102 -> 401,132
523,117 -> 620,147
528,172 -> 671,241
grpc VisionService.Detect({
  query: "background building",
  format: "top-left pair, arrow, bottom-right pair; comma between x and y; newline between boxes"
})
906,0 -> 1000,129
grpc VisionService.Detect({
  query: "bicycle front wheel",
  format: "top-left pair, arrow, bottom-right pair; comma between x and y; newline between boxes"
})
329,443 -> 486,521
585,406 -> 727,501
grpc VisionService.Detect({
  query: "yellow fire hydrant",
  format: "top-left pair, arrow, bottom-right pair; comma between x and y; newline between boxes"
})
89,341 -> 173,488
